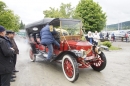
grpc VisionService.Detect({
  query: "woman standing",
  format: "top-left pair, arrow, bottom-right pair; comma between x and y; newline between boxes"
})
85,31 -> 94,44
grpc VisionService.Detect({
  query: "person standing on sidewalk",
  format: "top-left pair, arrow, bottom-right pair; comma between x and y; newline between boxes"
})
125,33 -> 128,42
6,30 -> 19,72
6,30 -> 19,82
85,31 -> 94,44
111,33 -> 116,42
0,26 -> 14,86
93,31 -> 100,46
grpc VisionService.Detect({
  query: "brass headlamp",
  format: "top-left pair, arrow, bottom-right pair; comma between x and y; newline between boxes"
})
95,47 -> 102,54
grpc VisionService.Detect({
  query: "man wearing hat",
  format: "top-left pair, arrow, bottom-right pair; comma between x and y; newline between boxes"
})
0,25 -> 14,86
6,30 -> 19,72
6,30 -> 17,82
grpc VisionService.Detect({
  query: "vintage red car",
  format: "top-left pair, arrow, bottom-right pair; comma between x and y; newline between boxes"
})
25,18 -> 107,82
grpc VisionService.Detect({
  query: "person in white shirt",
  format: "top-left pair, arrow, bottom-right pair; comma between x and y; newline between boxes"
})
93,31 -> 100,45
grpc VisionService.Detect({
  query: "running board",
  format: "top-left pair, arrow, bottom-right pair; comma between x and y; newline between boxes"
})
38,51 -> 48,58
43,53 -> 48,58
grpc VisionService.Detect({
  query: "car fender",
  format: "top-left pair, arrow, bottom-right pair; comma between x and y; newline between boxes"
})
56,51 -> 78,60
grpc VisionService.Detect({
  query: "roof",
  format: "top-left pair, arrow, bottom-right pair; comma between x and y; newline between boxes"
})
25,18 -> 81,35
25,18 -> 54,29
25,18 -> 81,29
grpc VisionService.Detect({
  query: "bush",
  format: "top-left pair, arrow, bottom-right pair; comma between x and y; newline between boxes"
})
102,41 -> 112,48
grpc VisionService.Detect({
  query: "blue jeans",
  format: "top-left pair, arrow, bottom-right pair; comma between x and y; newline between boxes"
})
47,40 -> 60,59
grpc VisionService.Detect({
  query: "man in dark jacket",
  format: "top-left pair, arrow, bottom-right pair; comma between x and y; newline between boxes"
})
0,26 -> 14,86
40,25 -> 60,61
5,31 -> 16,82
6,30 -> 19,72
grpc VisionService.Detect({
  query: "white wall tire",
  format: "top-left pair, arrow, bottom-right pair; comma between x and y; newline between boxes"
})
62,54 -> 79,82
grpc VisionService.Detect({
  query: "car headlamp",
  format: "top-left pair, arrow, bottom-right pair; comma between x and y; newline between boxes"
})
95,47 -> 101,54
80,49 -> 87,58
70,49 -> 87,58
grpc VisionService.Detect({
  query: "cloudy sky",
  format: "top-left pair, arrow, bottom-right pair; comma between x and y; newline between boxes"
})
3,0 -> 130,25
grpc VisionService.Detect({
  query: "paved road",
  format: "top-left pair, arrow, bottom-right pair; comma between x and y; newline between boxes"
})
11,41 -> 130,86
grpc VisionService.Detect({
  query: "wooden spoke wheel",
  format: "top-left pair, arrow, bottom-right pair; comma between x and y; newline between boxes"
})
62,54 -> 79,82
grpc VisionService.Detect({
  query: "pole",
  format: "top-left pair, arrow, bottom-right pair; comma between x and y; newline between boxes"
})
121,22 -> 122,30
118,21 -> 119,31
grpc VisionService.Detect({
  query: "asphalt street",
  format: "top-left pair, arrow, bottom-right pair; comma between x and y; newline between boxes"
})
11,40 -> 130,86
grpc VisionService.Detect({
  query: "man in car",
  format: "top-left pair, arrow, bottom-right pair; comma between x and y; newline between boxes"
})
0,26 -> 14,86
40,24 -> 60,62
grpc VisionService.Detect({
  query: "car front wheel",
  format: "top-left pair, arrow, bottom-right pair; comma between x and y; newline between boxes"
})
91,52 -> 106,71
62,54 -> 79,82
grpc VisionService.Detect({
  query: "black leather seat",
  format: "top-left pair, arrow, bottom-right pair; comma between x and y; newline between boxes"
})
29,34 -> 35,43
29,34 -> 37,54
35,33 -> 41,44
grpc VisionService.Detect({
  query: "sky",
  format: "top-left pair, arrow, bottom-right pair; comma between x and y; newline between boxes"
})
2,0 -> 130,25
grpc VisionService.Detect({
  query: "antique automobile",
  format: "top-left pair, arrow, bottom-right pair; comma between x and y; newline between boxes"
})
25,18 -> 107,82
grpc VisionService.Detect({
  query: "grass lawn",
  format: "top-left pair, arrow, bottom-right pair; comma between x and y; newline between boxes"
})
99,41 -> 121,50
109,46 -> 121,50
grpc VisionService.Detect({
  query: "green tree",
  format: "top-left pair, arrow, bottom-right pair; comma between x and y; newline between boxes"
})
0,1 -> 20,31
72,10 -> 81,19
43,7 -> 60,18
43,3 -> 76,18
0,1 -> 6,11
76,0 -> 107,32
19,20 -> 25,29
59,3 -> 74,18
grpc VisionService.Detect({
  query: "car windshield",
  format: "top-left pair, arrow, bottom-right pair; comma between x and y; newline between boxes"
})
61,20 -> 81,35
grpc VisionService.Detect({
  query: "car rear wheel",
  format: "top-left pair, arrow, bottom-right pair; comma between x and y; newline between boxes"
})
91,52 -> 106,71
29,49 -> 36,62
62,54 -> 79,82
